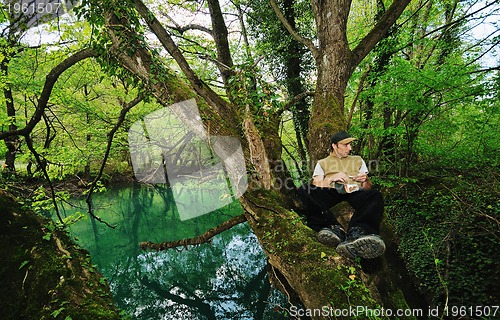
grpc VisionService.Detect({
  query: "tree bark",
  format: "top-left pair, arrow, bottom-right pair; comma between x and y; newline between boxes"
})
1,45 -> 19,171
206,0 -> 234,88
131,0 -> 239,129
128,0 -> 273,188
140,214 -> 247,250
307,0 -> 412,162
282,0 -> 310,174
2,75 -> 19,171
93,0 -> 415,317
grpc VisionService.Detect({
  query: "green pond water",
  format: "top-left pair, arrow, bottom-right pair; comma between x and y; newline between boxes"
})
53,185 -> 289,319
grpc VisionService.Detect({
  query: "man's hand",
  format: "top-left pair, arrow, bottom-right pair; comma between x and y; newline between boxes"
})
352,173 -> 368,182
351,173 -> 371,190
331,172 -> 349,184
312,172 -> 349,188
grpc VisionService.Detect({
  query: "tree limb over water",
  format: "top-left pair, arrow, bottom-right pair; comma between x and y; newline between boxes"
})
140,214 -> 247,250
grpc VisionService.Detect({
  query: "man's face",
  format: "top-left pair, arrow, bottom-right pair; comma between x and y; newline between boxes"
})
332,142 -> 352,158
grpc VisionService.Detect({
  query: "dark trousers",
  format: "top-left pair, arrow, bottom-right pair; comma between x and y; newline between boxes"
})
298,184 -> 384,235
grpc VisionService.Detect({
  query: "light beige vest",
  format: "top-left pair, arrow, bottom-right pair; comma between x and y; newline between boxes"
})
317,154 -> 363,188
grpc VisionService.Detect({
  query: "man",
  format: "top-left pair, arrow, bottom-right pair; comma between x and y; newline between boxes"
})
299,131 -> 385,259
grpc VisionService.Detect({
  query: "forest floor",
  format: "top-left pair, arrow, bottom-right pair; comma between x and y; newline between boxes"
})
381,166 -> 499,310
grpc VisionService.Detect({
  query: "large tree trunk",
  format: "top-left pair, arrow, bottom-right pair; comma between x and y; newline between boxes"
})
282,0 -> 310,176
307,0 -> 412,162
307,0 -> 356,161
94,3 -> 417,317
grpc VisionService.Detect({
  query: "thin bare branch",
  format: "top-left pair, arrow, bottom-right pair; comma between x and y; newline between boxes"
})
85,94 -> 144,228
347,66 -> 371,128
24,134 -> 64,225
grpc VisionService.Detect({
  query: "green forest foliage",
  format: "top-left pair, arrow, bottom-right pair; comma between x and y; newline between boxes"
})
385,171 -> 499,308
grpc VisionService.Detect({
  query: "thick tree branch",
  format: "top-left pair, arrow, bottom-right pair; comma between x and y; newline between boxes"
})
0,48 -> 97,140
276,90 -> 315,115
269,0 -> 318,58
131,0 -> 235,123
206,0 -> 235,85
160,11 -> 214,36
0,47 -> 96,225
351,0 -> 412,65
174,23 -> 213,35
140,214 -> 247,250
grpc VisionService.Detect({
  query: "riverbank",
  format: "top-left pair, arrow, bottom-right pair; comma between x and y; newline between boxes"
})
0,169 -> 136,199
0,188 -> 122,319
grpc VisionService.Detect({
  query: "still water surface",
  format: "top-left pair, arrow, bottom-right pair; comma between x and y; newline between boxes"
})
54,185 -> 289,319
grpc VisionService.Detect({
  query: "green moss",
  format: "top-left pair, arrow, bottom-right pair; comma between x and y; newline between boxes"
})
0,189 -> 121,320
246,190 -> 387,318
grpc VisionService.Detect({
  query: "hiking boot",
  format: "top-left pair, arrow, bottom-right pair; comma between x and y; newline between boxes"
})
336,227 -> 385,259
317,225 -> 346,247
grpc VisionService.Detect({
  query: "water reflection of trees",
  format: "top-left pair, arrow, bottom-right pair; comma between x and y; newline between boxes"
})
105,227 -> 284,319
70,186 -> 287,319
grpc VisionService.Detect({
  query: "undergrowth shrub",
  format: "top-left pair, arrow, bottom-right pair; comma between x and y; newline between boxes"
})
384,169 -> 499,309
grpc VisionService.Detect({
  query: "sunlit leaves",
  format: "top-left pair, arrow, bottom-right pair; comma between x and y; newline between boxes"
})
346,0 -> 498,171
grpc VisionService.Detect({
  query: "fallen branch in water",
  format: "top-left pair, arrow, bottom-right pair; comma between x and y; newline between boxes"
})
139,214 -> 247,251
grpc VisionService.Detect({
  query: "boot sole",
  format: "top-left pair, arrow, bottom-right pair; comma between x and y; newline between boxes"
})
317,230 -> 343,247
336,235 -> 386,259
